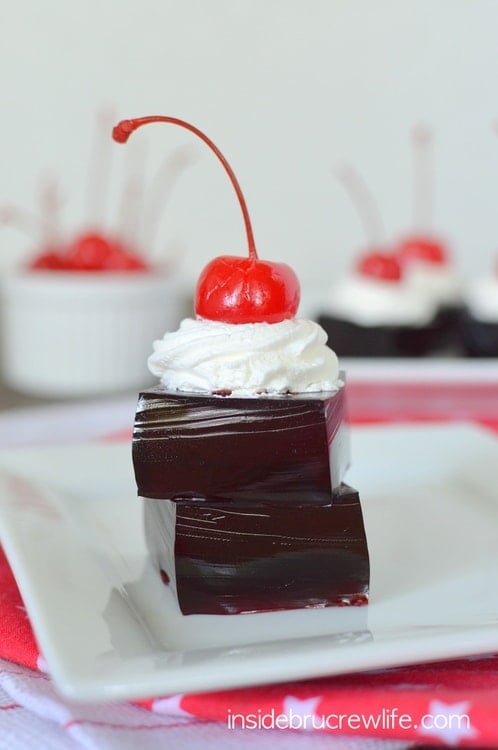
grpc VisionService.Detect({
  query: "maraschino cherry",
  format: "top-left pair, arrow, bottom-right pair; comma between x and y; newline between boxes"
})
29,250 -> 66,270
25,231 -> 148,272
66,232 -> 148,271
113,116 -> 300,324
356,251 -> 402,282
397,235 -> 447,265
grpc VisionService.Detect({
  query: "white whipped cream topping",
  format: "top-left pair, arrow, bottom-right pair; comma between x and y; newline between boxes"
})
404,263 -> 462,306
324,275 -> 437,327
148,317 -> 340,396
464,276 -> 498,322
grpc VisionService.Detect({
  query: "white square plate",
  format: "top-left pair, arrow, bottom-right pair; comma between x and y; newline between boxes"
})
0,424 -> 497,702
342,357 -> 498,383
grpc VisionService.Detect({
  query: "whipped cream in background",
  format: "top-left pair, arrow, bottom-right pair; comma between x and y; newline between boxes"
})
464,277 -> 498,323
323,274 -> 437,327
149,317 -> 340,396
404,263 -> 462,307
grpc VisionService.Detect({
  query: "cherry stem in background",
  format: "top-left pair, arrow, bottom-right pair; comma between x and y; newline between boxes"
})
38,176 -> 63,246
113,116 -> 258,259
0,206 -> 52,238
86,108 -> 115,228
334,163 -> 386,245
140,145 -> 197,259
412,123 -> 434,233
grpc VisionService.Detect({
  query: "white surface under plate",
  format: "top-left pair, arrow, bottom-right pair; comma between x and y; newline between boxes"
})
0,424 -> 497,702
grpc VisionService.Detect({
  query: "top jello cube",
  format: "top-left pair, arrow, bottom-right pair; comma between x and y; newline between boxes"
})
134,383 -> 349,503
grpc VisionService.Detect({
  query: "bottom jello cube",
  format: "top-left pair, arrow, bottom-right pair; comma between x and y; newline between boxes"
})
144,483 -> 370,615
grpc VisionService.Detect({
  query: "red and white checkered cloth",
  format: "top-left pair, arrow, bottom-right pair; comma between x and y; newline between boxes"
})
1,382 -> 498,749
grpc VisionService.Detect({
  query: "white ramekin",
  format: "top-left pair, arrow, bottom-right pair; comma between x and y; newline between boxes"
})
1,269 -> 188,397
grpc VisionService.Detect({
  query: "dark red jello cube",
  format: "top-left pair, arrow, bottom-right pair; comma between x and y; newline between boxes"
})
144,483 -> 370,615
133,383 -> 350,504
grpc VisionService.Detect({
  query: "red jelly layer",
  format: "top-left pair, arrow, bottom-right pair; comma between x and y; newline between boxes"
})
133,385 -> 350,504
144,483 -> 370,615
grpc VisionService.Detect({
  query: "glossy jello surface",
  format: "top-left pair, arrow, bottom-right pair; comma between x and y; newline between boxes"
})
133,384 -> 350,503
144,483 -> 370,615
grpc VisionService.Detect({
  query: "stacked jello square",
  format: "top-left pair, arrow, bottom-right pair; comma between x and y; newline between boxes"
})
133,380 -> 369,614
115,114 -> 370,616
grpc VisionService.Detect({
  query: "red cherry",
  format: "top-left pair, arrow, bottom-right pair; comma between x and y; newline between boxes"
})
113,115 -> 300,323
397,236 -> 447,265
66,232 -> 114,270
195,256 -> 299,324
65,232 -> 148,272
103,244 -> 149,271
29,250 -> 67,270
356,252 -> 402,282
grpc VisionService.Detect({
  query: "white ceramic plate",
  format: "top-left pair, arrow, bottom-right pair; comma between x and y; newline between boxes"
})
0,424 -> 497,702
342,357 -> 498,382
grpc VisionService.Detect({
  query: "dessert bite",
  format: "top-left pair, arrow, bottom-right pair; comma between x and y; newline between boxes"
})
396,234 -> 462,357
460,261 -> 498,357
114,115 -> 370,615
396,235 -> 461,317
318,164 -> 442,357
318,250 -> 442,357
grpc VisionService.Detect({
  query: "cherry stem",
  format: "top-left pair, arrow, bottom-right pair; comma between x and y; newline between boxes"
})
113,116 -> 258,259
38,176 -> 63,246
0,206 -> 52,237
334,163 -> 385,245
412,123 -> 434,232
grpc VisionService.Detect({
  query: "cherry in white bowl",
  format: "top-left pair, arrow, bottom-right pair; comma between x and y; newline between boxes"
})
1,264 -> 185,398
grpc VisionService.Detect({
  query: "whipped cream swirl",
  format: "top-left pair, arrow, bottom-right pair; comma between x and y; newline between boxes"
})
464,276 -> 498,322
148,317 -> 340,395
404,264 -> 462,306
324,275 -> 437,327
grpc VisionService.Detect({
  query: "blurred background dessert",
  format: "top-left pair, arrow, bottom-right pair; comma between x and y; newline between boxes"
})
318,250 -> 443,357
317,163 -> 445,357
0,112 -> 194,397
460,259 -> 498,357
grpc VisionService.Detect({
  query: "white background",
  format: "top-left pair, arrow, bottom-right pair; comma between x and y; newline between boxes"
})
1,0 -> 498,315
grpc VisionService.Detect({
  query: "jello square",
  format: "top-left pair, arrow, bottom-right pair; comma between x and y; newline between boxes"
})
133,380 -> 350,504
144,483 -> 369,615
